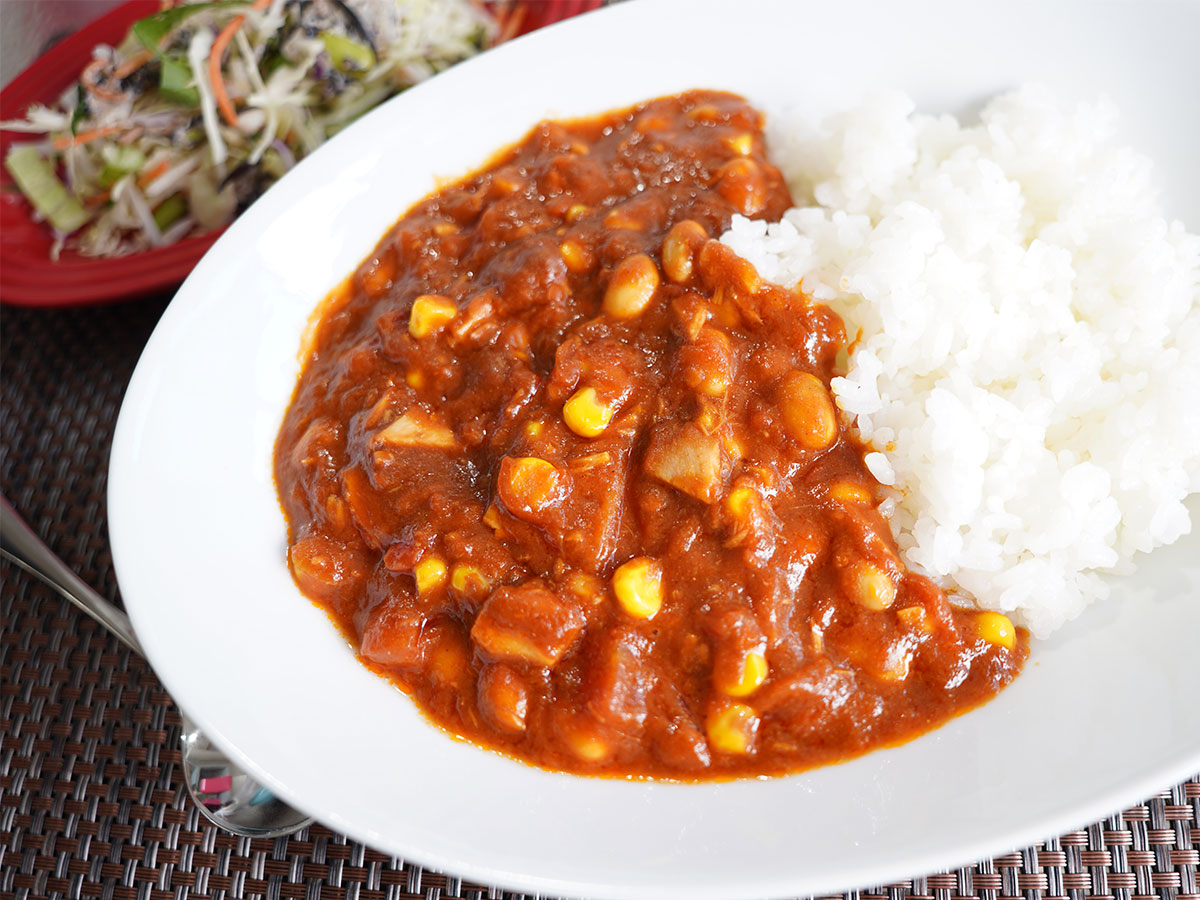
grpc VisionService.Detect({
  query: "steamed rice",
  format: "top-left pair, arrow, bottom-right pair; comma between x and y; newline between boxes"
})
723,85 -> 1200,637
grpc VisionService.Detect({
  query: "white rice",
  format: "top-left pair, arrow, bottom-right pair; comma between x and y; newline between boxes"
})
723,85 -> 1200,637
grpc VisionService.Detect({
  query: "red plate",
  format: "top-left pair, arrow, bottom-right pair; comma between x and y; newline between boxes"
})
0,0 -> 601,307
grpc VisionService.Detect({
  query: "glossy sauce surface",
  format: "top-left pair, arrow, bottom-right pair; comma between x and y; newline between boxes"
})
275,91 -> 1026,778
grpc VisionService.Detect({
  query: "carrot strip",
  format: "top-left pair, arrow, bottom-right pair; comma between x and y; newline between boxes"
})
113,49 -> 154,80
210,0 -> 273,128
137,159 -> 172,189
53,125 -> 121,151
81,59 -> 124,102
85,190 -> 113,207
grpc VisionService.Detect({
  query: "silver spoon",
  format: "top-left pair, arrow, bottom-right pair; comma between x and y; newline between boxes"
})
1,497 -> 313,838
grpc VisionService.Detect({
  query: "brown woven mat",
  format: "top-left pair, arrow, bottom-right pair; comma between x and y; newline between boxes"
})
2,297 -> 1198,900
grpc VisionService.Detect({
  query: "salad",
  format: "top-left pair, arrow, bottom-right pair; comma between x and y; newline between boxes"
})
1,0 -> 509,259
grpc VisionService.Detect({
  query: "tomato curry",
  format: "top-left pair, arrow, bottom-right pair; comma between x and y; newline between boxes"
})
274,90 -> 1027,779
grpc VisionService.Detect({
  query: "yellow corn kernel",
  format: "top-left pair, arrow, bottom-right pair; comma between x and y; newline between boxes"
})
611,557 -> 664,620
432,221 -> 459,236
721,650 -> 768,697
562,387 -> 615,438
451,564 -> 491,597
830,480 -> 871,504
559,238 -> 592,274
778,370 -> 838,450
408,294 -> 456,338
405,369 -> 425,390
603,253 -> 660,319
499,457 -> 561,511
726,132 -> 754,156
976,611 -> 1017,650
726,486 -> 757,519
414,556 -> 447,594
604,208 -> 645,231
706,702 -> 758,754
524,419 -> 544,438
566,203 -> 589,223
847,560 -> 897,611
896,605 -> 935,635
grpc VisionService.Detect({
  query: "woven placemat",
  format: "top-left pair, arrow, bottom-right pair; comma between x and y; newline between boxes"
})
3,298 -> 1198,900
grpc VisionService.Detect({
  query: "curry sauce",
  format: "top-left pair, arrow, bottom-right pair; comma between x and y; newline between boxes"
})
274,90 -> 1027,779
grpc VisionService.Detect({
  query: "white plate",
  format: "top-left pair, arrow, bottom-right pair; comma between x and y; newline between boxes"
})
108,1 -> 1200,898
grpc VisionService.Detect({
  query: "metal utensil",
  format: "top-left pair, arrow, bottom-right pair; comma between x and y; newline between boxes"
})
1,497 -> 313,837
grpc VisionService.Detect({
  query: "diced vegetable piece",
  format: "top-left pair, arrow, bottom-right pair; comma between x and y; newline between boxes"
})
320,31 -> 377,73
4,146 -> 89,233
152,192 -> 188,230
470,582 -> 584,667
159,54 -> 200,105
99,144 -> 146,186
373,409 -> 457,450
585,628 -> 651,729
611,557 -> 663,620
644,422 -> 727,503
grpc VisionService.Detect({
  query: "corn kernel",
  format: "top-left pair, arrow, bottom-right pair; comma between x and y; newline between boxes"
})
408,294 -> 456,338
721,650 -> 768,697
451,564 -> 491,597
524,419 -> 544,438
559,238 -> 592,274
976,611 -> 1017,650
896,605 -> 935,635
726,486 -> 757,519
432,221 -> 459,236
830,481 -> 871,504
498,457 -> 561,513
414,556 -> 447,594
706,702 -> 758,754
562,387 -> 615,438
778,370 -> 838,450
726,132 -> 754,156
603,253 -> 660,319
405,369 -> 425,390
611,556 -> 664,620
687,103 -> 720,122
566,203 -> 589,223
847,560 -> 897,611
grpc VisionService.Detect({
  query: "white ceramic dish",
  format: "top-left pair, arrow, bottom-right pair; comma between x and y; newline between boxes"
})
108,1 -> 1200,898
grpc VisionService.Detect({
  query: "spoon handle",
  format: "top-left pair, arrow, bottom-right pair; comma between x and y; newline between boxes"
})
1,497 -> 144,656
